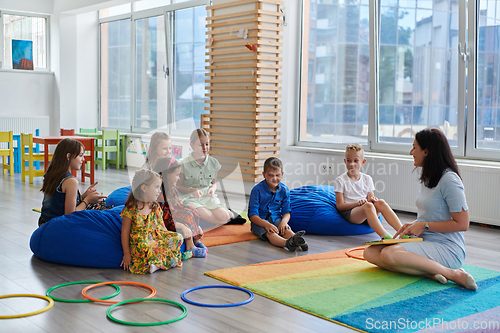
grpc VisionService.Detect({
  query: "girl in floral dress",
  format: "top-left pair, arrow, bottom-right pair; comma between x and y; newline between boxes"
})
120,169 -> 184,274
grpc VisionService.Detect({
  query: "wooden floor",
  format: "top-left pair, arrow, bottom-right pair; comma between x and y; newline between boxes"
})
1,168 -> 499,332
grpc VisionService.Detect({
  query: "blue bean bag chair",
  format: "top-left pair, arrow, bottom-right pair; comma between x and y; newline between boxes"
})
106,185 -> 131,207
289,185 -> 375,235
30,205 -> 185,268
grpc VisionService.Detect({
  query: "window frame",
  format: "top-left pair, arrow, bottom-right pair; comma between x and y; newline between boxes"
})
0,10 -> 50,71
297,0 -> 499,161
98,0 -> 208,134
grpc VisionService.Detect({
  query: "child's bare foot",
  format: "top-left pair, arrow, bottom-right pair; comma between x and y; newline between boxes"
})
452,268 -> 478,291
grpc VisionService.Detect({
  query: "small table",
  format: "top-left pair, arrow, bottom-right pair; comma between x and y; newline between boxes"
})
77,132 -> 127,168
33,135 -> 96,183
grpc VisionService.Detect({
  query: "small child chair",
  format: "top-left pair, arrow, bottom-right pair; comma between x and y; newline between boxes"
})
79,128 -> 98,171
79,128 -> 98,134
0,131 -> 14,175
60,129 -> 75,136
21,133 -> 45,183
95,130 -> 120,170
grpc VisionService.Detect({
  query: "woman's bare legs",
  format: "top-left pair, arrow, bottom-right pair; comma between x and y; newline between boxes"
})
364,244 -> 477,290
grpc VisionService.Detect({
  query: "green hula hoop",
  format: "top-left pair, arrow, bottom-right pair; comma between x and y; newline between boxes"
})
106,298 -> 188,326
46,281 -> 121,303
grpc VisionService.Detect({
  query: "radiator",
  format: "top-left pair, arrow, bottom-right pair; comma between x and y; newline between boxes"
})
0,116 -> 50,135
279,149 -> 500,227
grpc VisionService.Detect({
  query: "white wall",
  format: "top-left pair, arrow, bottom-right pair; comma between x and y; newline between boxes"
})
0,0 -> 111,136
0,71 -> 54,118
0,0 -> 55,132
58,13 -> 78,131
0,0 -> 53,14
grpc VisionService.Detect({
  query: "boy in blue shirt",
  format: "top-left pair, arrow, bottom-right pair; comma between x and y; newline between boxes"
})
248,157 -> 308,251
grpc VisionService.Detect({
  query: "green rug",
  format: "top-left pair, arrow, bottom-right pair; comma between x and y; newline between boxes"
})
206,249 -> 500,332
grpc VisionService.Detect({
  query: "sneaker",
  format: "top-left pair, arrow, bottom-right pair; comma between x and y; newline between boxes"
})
285,230 -> 306,252
226,209 -> 247,225
194,241 -> 208,252
191,246 -> 207,258
181,250 -> 193,261
285,237 -> 297,252
290,231 -> 308,251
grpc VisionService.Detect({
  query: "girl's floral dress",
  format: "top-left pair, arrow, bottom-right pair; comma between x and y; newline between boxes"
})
161,191 -> 203,241
121,204 -> 183,274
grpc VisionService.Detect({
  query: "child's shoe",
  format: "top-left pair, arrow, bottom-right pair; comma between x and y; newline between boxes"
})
181,250 -> 193,261
285,238 -> 297,252
285,230 -> 306,252
194,241 -> 208,252
382,233 -> 393,240
149,264 -> 160,273
192,246 -> 207,258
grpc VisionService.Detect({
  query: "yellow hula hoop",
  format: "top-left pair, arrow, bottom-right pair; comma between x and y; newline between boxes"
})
0,294 -> 54,319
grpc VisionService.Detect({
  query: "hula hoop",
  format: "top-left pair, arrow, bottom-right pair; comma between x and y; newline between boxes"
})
346,247 -> 366,260
106,298 -> 187,326
0,294 -> 54,319
81,281 -> 156,304
46,281 -> 121,303
181,285 -> 254,307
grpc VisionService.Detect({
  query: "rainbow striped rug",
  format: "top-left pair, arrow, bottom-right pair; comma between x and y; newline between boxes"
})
205,249 -> 500,333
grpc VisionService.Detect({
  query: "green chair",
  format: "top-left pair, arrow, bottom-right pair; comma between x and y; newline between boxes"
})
79,128 -> 98,134
79,128 -> 99,171
94,130 -> 120,170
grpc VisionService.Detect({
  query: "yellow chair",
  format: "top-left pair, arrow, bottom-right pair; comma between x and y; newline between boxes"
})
21,133 -> 45,183
0,131 -> 14,175
95,130 -> 120,170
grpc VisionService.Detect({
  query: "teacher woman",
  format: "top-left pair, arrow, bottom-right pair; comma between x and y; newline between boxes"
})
364,128 -> 477,290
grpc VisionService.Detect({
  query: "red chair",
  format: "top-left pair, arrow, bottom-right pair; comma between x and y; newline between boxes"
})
60,129 -> 75,136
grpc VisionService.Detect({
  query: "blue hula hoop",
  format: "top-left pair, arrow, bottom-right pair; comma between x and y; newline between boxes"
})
181,285 -> 254,307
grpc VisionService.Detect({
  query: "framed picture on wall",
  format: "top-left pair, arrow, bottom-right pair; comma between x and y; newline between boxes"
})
12,39 -> 33,70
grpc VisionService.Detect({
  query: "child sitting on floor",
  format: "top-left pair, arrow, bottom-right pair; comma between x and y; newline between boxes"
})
176,129 -> 235,224
153,156 -> 207,258
142,132 -> 172,170
248,157 -> 308,252
334,143 -> 403,240
39,138 -> 106,226
120,169 -> 185,274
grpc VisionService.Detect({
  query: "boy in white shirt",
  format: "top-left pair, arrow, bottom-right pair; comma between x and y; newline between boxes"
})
334,144 -> 403,240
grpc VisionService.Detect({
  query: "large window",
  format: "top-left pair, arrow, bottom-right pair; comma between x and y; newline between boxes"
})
476,0 -> 500,150
100,19 -> 131,129
300,0 -> 500,160
1,12 -> 49,70
172,6 -> 206,131
99,1 -> 207,134
300,1 -> 370,144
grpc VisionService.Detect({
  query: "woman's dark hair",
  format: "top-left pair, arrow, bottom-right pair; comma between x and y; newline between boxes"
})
415,128 -> 460,188
40,139 -> 84,195
152,156 -> 181,208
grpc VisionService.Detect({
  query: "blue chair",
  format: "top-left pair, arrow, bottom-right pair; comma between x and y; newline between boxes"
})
13,129 -> 40,173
